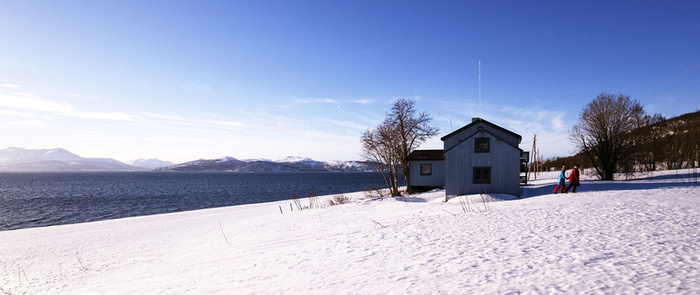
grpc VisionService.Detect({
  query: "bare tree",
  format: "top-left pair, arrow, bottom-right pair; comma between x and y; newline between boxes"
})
361,121 -> 401,196
388,98 -> 439,191
570,92 -> 646,180
361,98 -> 439,196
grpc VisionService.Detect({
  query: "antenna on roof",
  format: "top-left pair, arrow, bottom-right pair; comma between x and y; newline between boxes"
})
478,60 -> 482,118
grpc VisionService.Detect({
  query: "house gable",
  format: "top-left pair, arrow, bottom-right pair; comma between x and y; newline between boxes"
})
443,128 -> 523,155
442,118 -> 522,148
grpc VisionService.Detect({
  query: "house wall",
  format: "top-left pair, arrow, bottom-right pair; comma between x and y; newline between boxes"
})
444,122 -> 521,196
408,160 -> 445,187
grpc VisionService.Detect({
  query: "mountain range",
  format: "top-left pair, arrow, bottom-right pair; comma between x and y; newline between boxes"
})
154,156 -> 378,172
0,147 -> 377,172
0,147 -> 144,172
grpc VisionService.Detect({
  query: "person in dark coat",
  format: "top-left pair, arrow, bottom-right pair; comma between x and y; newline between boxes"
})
553,166 -> 566,194
565,164 -> 580,193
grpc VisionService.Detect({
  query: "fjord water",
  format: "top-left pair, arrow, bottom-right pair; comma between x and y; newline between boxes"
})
0,172 -> 399,231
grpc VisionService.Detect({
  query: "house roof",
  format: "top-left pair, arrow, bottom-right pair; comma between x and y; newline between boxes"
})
441,117 -> 522,143
406,149 -> 444,161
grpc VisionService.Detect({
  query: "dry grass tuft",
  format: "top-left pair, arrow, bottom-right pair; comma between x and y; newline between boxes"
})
328,194 -> 351,206
364,186 -> 389,200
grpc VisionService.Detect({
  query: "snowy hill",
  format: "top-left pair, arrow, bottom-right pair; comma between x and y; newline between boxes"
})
126,158 -> 175,169
157,156 -> 378,172
0,147 -> 144,172
1,169 -> 698,294
0,147 -> 82,163
0,147 -> 377,172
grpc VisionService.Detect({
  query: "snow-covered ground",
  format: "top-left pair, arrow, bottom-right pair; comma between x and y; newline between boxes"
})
2,169 -> 699,294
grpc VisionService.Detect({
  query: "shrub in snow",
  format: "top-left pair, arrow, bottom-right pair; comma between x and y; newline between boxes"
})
328,194 -> 351,206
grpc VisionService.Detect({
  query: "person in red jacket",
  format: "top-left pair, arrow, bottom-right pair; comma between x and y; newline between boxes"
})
565,164 -> 580,193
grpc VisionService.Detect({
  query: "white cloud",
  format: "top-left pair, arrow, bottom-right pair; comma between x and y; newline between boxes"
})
10,120 -> 48,127
67,111 -> 137,121
0,110 -> 38,118
295,98 -> 337,104
138,111 -> 247,130
352,99 -> 372,105
0,93 -> 74,113
67,93 -> 99,100
0,84 -> 22,88
312,117 -> 368,133
0,93 -> 136,121
551,113 -> 566,131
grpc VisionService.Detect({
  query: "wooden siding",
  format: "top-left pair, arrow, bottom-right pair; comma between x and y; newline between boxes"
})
408,160 -> 445,187
443,121 -> 522,196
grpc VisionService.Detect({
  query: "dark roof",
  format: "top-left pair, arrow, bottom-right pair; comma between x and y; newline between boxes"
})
406,149 -> 444,161
441,117 -> 522,143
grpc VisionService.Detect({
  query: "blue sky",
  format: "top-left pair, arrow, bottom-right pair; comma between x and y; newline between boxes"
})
1,1 -> 698,163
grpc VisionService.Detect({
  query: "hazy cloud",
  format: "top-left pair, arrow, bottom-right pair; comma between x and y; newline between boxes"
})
0,93 -> 136,121
0,110 -> 38,118
296,98 -> 375,105
10,120 -> 48,127
295,98 -> 337,104
352,99 -> 372,105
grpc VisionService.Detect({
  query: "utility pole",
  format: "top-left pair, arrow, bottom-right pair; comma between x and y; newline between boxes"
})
528,134 -> 537,180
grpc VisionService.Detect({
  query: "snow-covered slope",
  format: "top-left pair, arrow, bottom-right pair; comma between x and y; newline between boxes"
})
126,158 -> 175,169
0,147 -> 144,172
157,156 -> 378,172
1,169 -> 698,294
0,147 -> 82,163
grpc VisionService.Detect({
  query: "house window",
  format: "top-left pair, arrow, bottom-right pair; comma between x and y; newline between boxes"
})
420,164 -> 432,175
473,167 -> 491,184
475,137 -> 490,153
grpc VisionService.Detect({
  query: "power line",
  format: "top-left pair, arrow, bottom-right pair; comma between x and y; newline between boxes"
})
540,137 -> 570,144
642,63 -> 700,95
646,78 -> 700,103
655,93 -> 700,112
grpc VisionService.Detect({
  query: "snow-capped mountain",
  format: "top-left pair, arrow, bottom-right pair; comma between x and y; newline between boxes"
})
156,156 -> 379,172
0,147 -> 82,163
127,158 -> 175,169
0,147 -> 378,173
0,147 -> 144,172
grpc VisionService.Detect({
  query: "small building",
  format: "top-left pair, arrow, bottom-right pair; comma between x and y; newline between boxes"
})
441,118 -> 523,196
406,149 -> 444,193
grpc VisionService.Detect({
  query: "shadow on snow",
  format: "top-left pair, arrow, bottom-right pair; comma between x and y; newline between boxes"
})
521,171 -> 699,199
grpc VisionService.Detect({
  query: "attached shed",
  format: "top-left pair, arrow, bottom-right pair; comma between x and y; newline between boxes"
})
441,118 -> 523,196
407,149 -> 444,193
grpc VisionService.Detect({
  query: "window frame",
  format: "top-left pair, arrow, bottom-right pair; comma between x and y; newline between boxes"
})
473,166 -> 491,184
420,163 -> 432,175
475,137 -> 490,153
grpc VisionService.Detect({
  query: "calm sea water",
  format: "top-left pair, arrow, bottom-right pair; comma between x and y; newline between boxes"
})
0,172 -> 401,231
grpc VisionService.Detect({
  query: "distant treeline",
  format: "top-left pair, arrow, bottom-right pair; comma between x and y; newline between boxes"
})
542,110 -> 700,173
